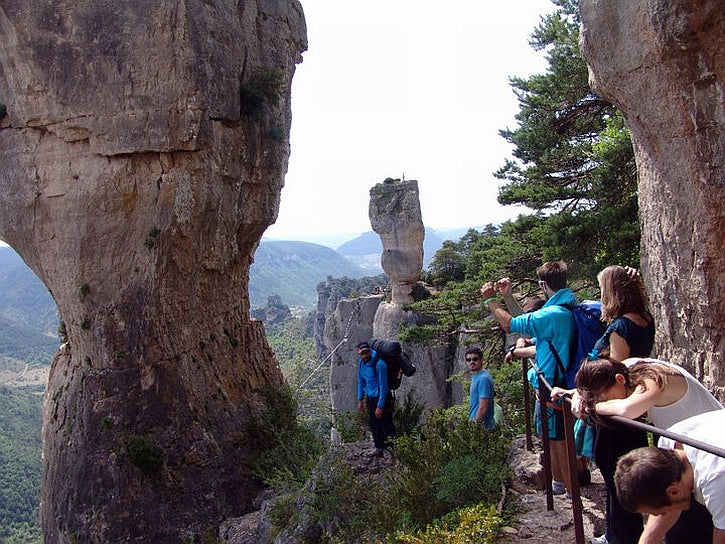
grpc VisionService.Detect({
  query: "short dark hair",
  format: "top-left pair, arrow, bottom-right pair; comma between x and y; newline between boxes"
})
614,447 -> 685,512
465,347 -> 483,359
536,260 -> 568,291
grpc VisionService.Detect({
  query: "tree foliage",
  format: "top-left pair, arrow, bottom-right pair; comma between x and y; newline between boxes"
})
495,0 -> 639,279
406,0 -> 639,369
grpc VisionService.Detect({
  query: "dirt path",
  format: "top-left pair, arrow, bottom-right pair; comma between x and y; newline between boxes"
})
499,467 -> 607,543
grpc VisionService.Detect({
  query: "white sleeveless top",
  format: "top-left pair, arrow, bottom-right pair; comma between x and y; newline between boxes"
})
622,357 -> 723,429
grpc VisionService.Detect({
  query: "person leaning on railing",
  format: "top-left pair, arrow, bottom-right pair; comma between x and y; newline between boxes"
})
615,409 -> 725,544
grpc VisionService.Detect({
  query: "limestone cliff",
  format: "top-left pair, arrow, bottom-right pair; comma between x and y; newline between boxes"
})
580,0 -> 725,398
0,1 -> 306,542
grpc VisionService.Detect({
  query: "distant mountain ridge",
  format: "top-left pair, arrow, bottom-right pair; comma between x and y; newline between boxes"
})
250,240 -> 367,308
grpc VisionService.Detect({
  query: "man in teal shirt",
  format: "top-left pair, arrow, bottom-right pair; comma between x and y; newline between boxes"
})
480,260 -> 576,495
466,347 -> 496,429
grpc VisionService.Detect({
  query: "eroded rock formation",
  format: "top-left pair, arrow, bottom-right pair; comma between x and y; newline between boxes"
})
369,179 -> 425,305
580,0 -> 725,398
0,1 -> 306,541
327,180 -> 452,419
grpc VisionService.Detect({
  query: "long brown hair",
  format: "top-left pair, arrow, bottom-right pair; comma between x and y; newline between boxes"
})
597,265 -> 650,323
575,358 -> 669,425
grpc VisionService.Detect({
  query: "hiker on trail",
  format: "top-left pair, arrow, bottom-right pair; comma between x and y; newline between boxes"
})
481,260 -> 577,496
553,264 -> 656,544
356,341 -> 395,457
465,347 -> 496,429
614,410 -> 725,544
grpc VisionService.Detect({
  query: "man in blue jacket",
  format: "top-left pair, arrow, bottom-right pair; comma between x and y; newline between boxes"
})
356,341 -> 395,457
480,260 -> 577,496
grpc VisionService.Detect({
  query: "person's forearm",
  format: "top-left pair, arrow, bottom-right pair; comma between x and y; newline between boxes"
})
486,301 -> 512,332
502,291 -> 523,316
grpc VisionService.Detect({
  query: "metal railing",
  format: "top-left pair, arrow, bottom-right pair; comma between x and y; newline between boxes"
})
521,359 -> 725,544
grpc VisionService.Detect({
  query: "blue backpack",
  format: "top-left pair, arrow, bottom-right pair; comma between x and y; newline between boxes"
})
546,300 -> 604,388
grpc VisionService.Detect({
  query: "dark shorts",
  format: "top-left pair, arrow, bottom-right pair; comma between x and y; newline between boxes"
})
534,401 -> 565,440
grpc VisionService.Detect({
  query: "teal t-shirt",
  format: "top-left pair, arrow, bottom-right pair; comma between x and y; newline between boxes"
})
469,370 -> 495,429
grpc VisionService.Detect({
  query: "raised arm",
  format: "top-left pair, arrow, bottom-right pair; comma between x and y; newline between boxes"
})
495,277 -> 523,316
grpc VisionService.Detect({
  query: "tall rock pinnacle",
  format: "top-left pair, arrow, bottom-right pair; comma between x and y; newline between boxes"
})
0,1 -> 307,541
369,179 -> 425,305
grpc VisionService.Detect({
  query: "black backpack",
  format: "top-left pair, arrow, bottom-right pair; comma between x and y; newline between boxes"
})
368,338 -> 416,390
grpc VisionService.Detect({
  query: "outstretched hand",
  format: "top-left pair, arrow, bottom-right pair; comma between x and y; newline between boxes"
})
495,277 -> 512,296
480,281 -> 496,299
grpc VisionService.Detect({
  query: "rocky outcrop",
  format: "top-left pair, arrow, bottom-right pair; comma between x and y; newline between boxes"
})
580,1 -> 725,398
250,294 -> 292,324
369,179 -> 425,305
0,1 -> 306,542
325,180 -> 454,420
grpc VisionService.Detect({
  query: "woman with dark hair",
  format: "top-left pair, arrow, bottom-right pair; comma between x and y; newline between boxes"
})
593,265 -> 654,361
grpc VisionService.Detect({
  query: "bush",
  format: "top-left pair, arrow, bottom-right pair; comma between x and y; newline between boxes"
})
251,385 -> 324,493
389,408 -> 510,528
239,67 -> 284,117
126,436 -> 164,475
392,503 -> 504,544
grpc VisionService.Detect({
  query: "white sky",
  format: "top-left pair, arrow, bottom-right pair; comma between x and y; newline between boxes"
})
264,0 -> 555,244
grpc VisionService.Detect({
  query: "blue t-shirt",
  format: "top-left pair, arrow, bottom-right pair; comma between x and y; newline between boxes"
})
510,288 -> 577,388
592,315 -> 655,358
469,370 -> 495,429
357,350 -> 389,408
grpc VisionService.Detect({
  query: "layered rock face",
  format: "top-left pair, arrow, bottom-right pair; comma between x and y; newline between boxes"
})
580,1 -> 725,398
0,1 -> 306,542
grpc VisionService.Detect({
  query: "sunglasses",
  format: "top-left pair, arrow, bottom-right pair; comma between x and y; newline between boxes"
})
465,357 -> 480,362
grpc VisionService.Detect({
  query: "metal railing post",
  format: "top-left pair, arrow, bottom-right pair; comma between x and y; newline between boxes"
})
537,371 -> 554,511
562,397 -> 584,544
523,357 -> 533,451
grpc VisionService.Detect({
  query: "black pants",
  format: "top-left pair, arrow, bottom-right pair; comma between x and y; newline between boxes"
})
366,394 -> 395,450
595,423 -> 649,544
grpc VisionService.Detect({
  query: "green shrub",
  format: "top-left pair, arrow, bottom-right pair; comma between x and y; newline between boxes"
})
239,67 -> 284,117
251,385 -> 324,493
389,408 -> 510,527
393,388 -> 426,437
392,503 -> 504,544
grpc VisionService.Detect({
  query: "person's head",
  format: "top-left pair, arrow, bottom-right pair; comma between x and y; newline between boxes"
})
615,447 -> 690,515
575,358 -> 669,425
597,265 -> 650,322
356,341 -> 372,361
536,260 -> 568,296
575,358 -> 630,423
465,347 -> 484,372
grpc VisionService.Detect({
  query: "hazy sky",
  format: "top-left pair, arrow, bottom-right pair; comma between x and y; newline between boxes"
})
264,0 -> 555,245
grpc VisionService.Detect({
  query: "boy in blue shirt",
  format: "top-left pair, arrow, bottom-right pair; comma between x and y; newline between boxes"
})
480,260 -> 577,495
356,341 -> 395,456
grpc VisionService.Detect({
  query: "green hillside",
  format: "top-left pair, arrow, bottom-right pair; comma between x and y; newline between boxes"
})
250,240 -> 366,308
0,248 -> 59,369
